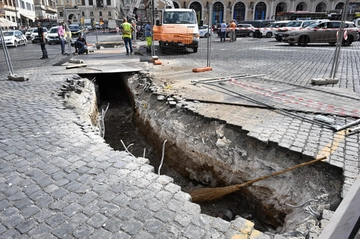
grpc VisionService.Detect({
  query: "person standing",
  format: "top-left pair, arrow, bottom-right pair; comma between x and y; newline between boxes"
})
144,20 -> 152,52
229,20 -> 237,42
121,18 -> 134,55
220,20 -> 227,42
58,22 -> 66,54
38,22 -> 48,59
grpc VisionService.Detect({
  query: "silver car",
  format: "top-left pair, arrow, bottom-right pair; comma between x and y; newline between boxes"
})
282,21 -> 358,46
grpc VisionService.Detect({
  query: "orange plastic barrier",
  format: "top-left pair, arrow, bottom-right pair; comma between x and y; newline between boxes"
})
192,67 -> 212,73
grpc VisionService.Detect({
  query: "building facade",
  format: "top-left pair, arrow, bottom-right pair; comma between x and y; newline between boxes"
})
2,0 -> 360,29
56,0 -> 120,26
0,0 -> 57,29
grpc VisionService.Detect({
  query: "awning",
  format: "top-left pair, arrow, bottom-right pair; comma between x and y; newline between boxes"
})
0,18 -> 17,28
20,13 -> 35,22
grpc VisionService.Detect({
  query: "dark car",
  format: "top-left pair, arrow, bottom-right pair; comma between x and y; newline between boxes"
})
69,25 -> 82,37
232,24 -> 255,37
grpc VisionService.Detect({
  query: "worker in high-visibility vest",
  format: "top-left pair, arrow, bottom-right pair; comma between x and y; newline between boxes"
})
144,20 -> 152,52
121,18 -> 134,55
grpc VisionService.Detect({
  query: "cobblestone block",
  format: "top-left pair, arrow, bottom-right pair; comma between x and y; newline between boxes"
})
72,223 -> 95,238
52,222 -> 74,238
121,219 -> 143,235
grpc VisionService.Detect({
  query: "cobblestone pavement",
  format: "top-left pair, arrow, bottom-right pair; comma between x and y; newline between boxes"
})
0,42 -> 270,238
0,36 -> 359,238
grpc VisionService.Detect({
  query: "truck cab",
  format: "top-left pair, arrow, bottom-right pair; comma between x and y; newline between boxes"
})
153,8 -> 199,52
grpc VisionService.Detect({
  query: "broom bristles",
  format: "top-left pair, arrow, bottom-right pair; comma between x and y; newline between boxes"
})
190,184 -> 240,203
190,156 -> 327,203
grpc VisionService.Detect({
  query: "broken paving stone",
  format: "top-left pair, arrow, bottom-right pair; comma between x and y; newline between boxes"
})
157,95 -> 165,101
168,101 -> 177,107
311,78 -> 339,85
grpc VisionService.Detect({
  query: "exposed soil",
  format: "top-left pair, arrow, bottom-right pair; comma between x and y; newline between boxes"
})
67,73 -> 343,238
101,97 -> 267,227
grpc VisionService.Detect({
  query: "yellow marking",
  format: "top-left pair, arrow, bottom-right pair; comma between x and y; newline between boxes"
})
316,130 -> 346,160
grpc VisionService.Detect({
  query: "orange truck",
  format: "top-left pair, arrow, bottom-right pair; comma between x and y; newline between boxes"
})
153,8 -> 200,53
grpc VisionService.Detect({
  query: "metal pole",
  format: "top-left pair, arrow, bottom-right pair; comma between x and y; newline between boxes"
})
151,7 -> 156,57
0,26 -> 15,75
329,0 -> 349,79
206,7 -> 212,67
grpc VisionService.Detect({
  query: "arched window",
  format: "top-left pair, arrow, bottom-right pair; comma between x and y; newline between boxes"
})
315,2 -> 326,12
190,2 -> 202,23
213,2 -> 225,25
254,2 -> 266,20
275,2 -> 287,17
335,2 -> 344,10
296,2 -> 307,11
173,2 -> 180,8
233,2 -> 246,22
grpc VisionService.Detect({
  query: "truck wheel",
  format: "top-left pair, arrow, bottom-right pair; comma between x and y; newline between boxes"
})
193,47 -> 198,53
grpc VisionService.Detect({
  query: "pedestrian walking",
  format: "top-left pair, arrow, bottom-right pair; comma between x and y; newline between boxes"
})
229,20 -> 237,42
121,18 -> 134,55
58,22 -> 66,54
144,20 -> 152,52
220,20 -> 227,42
37,22 -> 48,59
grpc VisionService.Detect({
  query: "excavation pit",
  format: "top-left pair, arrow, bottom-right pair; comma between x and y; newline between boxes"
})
73,72 -> 344,237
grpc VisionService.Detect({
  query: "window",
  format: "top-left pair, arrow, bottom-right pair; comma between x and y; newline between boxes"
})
99,11 -> 102,16
108,11 -> 111,16
89,0 -> 93,5
82,11 -> 85,17
59,12 -> 63,17
106,0 -> 110,5
90,11 -> 94,16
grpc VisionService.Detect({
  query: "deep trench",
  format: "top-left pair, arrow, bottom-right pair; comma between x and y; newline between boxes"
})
84,72 -> 344,235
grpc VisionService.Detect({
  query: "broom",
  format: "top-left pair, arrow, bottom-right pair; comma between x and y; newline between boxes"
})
190,156 -> 327,203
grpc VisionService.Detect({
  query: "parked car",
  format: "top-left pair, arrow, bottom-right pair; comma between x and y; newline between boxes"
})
31,27 -> 48,43
47,26 -> 62,44
274,20 -> 325,42
0,30 -> 27,47
232,23 -> 255,37
238,20 -> 274,28
199,25 -> 212,38
282,20 -> 358,46
217,23 -> 255,38
25,28 -> 36,40
69,25 -> 82,37
259,21 -> 290,38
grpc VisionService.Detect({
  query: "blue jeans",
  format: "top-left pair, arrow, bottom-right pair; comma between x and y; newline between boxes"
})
123,37 -> 133,54
60,36 -> 65,54
220,31 -> 226,42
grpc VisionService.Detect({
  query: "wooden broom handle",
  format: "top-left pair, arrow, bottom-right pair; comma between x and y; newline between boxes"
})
237,156 -> 327,189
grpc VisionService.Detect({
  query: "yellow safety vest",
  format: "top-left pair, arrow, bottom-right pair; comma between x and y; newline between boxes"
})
122,22 -> 132,38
